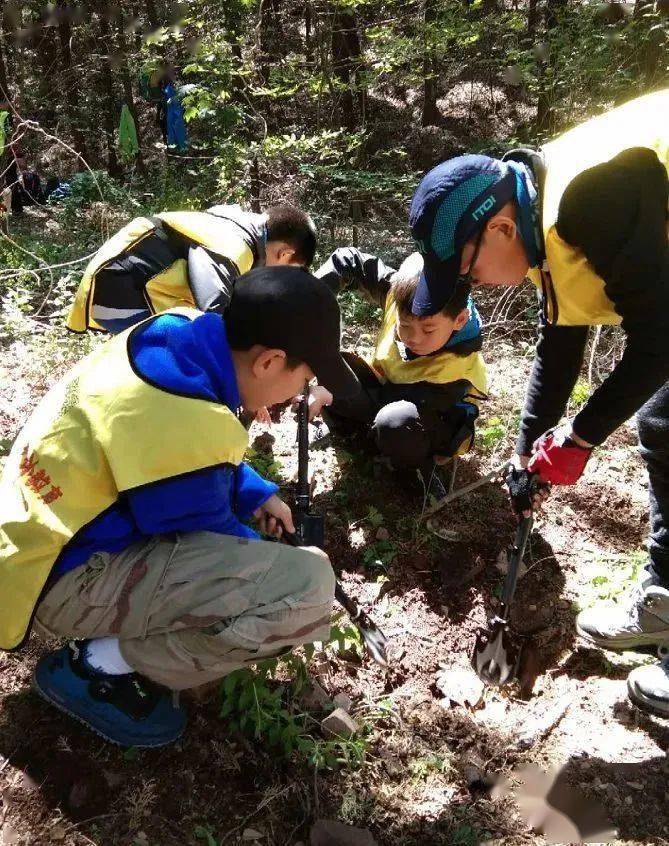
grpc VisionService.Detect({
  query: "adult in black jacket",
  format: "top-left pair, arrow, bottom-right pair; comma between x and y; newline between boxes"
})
408,89 -> 669,716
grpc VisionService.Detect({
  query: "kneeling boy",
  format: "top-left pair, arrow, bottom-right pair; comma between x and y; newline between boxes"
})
315,248 -> 487,498
67,202 -> 317,334
0,266 -> 356,748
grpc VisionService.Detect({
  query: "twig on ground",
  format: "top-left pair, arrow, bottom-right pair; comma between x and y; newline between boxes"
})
222,784 -> 292,841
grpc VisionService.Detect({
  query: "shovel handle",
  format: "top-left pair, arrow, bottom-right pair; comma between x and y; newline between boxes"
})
501,514 -> 533,608
423,461 -> 512,519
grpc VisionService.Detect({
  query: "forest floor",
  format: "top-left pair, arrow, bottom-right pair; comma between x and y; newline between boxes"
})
0,206 -> 667,846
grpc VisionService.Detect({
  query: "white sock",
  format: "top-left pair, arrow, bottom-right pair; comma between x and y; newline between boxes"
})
83,638 -> 135,675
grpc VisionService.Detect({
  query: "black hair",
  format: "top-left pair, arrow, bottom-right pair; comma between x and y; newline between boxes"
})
391,252 -> 470,318
266,204 -> 317,268
225,315 -> 304,369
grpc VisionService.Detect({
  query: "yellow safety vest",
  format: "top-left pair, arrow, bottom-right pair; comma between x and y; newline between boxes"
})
528,88 -> 669,326
66,211 -> 256,332
371,294 -> 488,395
0,308 -> 248,650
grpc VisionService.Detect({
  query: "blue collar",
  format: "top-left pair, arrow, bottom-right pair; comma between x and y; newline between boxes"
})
401,295 -> 482,360
506,159 -> 541,268
191,314 -> 241,409
128,312 -> 241,410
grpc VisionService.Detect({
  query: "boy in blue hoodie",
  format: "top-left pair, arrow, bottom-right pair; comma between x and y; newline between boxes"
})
0,266 -> 356,748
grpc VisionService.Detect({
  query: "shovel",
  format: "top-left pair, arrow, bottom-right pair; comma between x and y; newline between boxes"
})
284,384 -> 389,668
472,514 -> 533,685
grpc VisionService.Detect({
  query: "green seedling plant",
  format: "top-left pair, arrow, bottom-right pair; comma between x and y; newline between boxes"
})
194,825 -> 220,846
364,505 -> 385,529
569,378 -> 591,412
408,753 -> 451,781
478,416 -> 507,451
219,645 -> 368,770
245,446 -> 283,484
362,539 -> 398,572
328,621 -> 365,662
586,550 -> 645,603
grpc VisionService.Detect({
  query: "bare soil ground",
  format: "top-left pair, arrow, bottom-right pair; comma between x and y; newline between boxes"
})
0,224 -> 667,846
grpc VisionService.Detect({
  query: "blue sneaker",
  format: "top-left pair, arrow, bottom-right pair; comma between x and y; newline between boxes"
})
32,642 -> 187,748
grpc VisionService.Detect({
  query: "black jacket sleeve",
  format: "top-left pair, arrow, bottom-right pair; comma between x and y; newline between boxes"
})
516,324 -> 588,455
187,245 -> 238,313
314,247 -> 396,308
519,146 -> 669,449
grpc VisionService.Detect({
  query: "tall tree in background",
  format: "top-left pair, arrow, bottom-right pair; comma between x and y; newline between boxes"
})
536,0 -> 570,134
0,25 -> 9,101
56,0 -> 89,164
421,0 -> 439,126
116,4 -> 144,171
97,10 -> 121,176
331,7 -> 364,129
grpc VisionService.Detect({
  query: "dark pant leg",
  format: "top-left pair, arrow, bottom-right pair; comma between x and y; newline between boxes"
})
5,158 -> 23,215
324,352 -> 383,435
637,382 -> 669,584
372,396 -> 475,469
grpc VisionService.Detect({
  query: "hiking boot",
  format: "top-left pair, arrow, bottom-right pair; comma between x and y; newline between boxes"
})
576,566 -> 669,650
32,642 -> 187,747
627,657 -> 669,717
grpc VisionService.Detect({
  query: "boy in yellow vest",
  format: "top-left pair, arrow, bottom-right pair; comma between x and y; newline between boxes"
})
408,89 -> 669,715
314,248 -> 487,499
66,203 -> 317,333
0,266 -> 357,747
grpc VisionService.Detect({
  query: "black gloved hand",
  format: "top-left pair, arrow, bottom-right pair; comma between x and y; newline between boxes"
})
505,466 -> 541,516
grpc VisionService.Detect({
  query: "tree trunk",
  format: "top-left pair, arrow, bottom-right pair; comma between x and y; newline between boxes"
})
544,0 -> 569,31
1,6 -> 14,83
56,0 -> 89,166
536,0 -> 569,135
527,0 -> 539,39
145,0 -> 159,29
97,13 -> 121,176
331,9 -> 362,130
116,9 -> 144,171
0,28 -> 8,101
634,0 -> 663,85
33,11 -> 59,128
250,156 -> 261,212
421,0 -> 439,127
305,2 -> 313,63
223,3 -> 243,98
258,0 -> 284,84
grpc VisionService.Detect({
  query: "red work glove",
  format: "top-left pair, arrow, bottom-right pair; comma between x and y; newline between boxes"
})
527,426 -> 593,485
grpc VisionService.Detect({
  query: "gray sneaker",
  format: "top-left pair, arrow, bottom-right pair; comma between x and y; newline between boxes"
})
576,567 -> 669,650
627,657 -> 669,717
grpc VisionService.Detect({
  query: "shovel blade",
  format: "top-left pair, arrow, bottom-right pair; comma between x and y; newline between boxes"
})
356,612 -> 389,667
472,620 -> 520,686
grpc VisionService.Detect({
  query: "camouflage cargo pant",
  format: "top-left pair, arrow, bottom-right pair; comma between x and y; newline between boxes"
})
34,532 -> 335,690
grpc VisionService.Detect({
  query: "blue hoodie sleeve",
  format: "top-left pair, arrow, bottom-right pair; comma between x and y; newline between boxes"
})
127,464 -> 259,539
234,462 -> 278,522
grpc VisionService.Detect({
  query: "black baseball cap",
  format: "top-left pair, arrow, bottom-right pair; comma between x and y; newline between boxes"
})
225,265 -> 359,398
409,155 -> 517,315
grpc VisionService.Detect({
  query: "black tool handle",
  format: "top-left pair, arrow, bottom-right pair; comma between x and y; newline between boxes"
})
501,514 -> 533,609
296,381 -> 310,505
